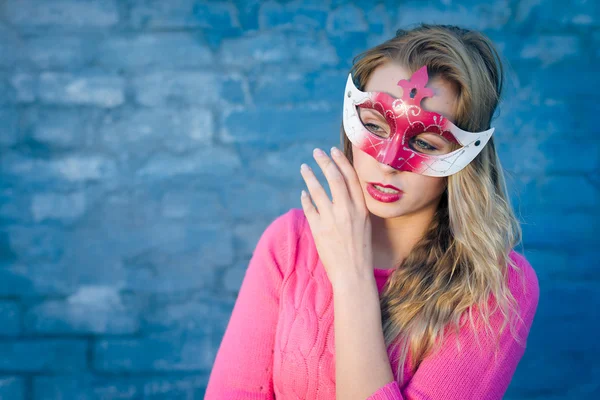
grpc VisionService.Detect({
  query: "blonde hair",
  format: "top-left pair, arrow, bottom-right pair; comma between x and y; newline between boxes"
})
340,24 -> 525,383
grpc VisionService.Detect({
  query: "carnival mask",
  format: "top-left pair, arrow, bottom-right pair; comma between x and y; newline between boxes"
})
342,65 -> 494,177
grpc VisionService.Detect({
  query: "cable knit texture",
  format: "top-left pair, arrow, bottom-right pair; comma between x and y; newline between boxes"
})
205,208 -> 540,399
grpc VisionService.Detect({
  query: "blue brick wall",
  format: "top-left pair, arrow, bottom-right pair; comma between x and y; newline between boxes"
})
0,0 -> 598,399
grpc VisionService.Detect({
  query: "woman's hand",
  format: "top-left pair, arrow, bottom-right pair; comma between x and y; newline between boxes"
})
300,146 -> 373,288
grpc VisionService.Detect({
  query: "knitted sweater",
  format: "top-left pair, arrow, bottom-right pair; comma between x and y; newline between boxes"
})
205,208 -> 539,399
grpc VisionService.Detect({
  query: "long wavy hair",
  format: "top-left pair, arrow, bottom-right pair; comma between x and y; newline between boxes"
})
340,24 -> 525,384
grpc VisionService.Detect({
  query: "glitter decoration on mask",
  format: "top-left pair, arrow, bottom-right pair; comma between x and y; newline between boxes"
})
342,65 -> 495,177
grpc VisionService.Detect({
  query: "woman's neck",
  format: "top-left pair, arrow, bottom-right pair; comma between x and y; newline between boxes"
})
369,209 -> 436,270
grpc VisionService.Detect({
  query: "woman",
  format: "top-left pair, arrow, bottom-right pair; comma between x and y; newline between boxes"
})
205,24 -> 539,400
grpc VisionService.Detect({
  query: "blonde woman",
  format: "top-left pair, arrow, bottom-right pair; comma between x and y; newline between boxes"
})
205,24 -> 539,400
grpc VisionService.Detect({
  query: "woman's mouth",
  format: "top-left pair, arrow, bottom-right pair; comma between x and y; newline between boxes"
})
366,182 -> 403,203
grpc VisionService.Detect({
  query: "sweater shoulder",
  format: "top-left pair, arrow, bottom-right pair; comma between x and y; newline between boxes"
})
259,208 -> 307,277
268,207 -> 306,242
507,250 -> 540,323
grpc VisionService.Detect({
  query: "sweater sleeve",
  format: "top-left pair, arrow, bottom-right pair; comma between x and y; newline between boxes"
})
367,252 -> 540,400
204,209 -> 299,399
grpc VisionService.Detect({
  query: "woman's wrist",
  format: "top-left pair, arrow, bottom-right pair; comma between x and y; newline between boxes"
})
331,269 -> 378,297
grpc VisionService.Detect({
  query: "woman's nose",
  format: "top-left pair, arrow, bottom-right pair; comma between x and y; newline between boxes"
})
378,162 -> 399,174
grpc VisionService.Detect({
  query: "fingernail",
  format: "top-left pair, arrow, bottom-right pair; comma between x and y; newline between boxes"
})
313,148 -> 325,157
331,146 -> 340,156
301,163 -> 310,172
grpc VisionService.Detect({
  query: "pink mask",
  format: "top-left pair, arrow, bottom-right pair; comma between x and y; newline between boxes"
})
342,66 -> 494,177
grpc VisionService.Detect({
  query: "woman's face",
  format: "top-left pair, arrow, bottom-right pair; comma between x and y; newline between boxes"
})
350,62 -> 459,220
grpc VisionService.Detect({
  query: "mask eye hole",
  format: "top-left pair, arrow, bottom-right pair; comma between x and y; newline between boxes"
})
408,133 -> 455,155
357,107 -> 391,138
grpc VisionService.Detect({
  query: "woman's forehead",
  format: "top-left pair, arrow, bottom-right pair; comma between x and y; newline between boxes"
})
363,62 -> 457,122
363,62 -> 411,97
364,62 -> 446,98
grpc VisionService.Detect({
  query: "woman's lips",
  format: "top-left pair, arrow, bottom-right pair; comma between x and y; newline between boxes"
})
366,182 -> 403,203
370,182 -> 402,192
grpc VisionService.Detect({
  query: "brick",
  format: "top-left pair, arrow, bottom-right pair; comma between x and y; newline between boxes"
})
142,376 -> 206,399
4,225 -> 66,263
525,247 -> 599,285
130,0 -> 239,29
123,224 -> 233,293
290,31 -> 339,67
223,181 -> 287,221
523,248 -> 568,287
0,76 -> 18,105
0,108 -> 19,147
24,285 -> 139,335
101,108 -> 213,156
539,138 -> 600,174
327,3 -> 368,35
97,32 -> 213,69
9,73 -> 35,103
364,3 -> 391,35
34,375 -> 139,400
570,250 -> 600,281
253,71 -> 311,106
233,220 -> 270,256
395,1 -> 511,32
521,212 -> 599,247
3,0 -> 119,28
495,135 -> 548,176
521,176 -> 600,211
25,36 -> 91,69
0,301 -> 20,336
312,70 -> 351,105
133,72 -> 244,107
94,336 -> 213,372
0,24 -> 21,69
513,59 -> 598,100
39,73 -> 124,108
0,263 -> 74,297
328,31 -> 368,69
258,1 -> 327,30
0,339 -> 87,372
519,283 -> 600,394
514,0 -> 597,28
223,260 -> 249,294
222,108 -> 341,146
493,94 -> 589,141
249,67 -> 345,107
221,32 -> 291,66
0,377 -> 24,400
519,35 -> 581,67
22,107 -> 99,148
141,293 -> 233,336
31,191 -> 87,222
53,155 -> 118,182
0,188 -> 31,223
2,154 -> 121,187
160,190 -> 224,221
249,142 -> 328,184
136,147 -> 241,179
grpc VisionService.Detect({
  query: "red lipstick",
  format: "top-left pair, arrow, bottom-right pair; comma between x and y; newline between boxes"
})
366,182 -> 403,203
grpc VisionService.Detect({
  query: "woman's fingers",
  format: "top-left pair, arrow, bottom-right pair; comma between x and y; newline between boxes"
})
300,162 -> 330,215
300,189 -> 318,222
330,146 -> 365,209
311,148 -> 351,209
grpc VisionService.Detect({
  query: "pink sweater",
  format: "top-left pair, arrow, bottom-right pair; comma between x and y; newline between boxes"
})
205,208 -> 539,399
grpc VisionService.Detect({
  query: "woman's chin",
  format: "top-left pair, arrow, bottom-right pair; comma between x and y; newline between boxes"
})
365,197 -> 408,219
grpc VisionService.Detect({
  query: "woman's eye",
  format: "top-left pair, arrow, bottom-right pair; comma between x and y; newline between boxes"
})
410,137 -> 438,152
364,123 -> 388,137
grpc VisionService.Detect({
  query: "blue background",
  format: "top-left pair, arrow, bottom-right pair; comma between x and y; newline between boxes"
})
0,0 -> 598,398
